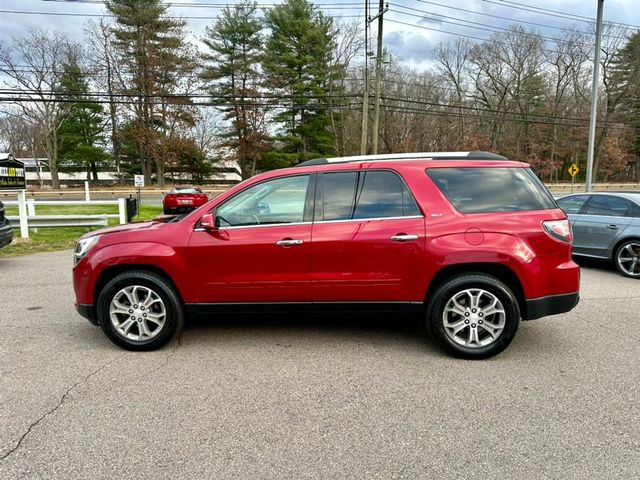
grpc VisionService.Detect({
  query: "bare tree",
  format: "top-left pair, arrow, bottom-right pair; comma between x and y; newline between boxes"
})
0,28 -> 76,188
85,19 -> 126,180
328,20 -> 364,156
436,38 -> 472,144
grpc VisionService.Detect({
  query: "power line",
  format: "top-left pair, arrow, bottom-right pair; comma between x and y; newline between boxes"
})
0,9 -> 363,20
1,93 -> 630,132
384,17 -> 590,57
411,0 -> 594,37
392,4 -> 564,44
41,0 -> 363,6
0,88 -> 618,128
483,0 -> 640,31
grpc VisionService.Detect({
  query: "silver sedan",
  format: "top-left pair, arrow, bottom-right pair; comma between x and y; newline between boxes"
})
556,192 -> 640,278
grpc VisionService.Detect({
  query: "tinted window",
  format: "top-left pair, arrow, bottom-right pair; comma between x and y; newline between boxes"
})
173,188 -> 202,194
217,175 -> 309,227
630,201 -> 640,217
557,195 -> 590,214
353,171 -> 421,219
321,172 -> 357,221
426,167 -> 556,213
585,195 -> 630,217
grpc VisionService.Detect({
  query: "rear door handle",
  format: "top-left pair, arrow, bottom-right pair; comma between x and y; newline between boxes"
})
276,239 -> 304,246
607,225 -> 619,230
390,234 -> 419,242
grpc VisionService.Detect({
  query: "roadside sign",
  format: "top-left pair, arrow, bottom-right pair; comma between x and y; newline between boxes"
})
568,163 -> 580,177
134,174 -> 145,188
0,155 -> 26,190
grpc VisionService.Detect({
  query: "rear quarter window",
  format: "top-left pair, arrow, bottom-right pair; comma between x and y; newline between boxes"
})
426,167 -> 557,214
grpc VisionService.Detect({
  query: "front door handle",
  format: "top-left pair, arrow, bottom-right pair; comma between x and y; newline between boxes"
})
390,234 -> 419,242
276,239 -> 304,246
607,224 -> 619,230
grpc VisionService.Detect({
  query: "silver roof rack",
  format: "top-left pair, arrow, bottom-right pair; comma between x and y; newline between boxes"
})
296,151 -> 508,167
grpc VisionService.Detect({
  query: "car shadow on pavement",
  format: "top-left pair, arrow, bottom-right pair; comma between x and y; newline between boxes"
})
179,310 -> 436,354
573,256 -> 617,273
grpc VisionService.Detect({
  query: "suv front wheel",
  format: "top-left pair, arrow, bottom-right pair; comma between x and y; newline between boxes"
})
426,273 -> 520,359
97,270 -> 184,351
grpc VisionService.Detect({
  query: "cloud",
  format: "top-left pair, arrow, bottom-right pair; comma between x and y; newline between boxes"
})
385,30 -> 436,64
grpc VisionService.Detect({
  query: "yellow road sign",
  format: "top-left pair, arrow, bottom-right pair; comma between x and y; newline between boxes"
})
568,163 -> 580,177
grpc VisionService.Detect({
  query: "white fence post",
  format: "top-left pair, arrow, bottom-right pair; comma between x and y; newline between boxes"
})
118,197 -> 126,224
17,190 -> 29,239
84,181 -> 90,201
26,198 -> 36,216
26,199 -> 37,233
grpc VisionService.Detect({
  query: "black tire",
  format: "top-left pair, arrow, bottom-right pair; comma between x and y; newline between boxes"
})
96,270 -> 184,351
613,240 -> 640,279
426,273 -> 520,359
163,208 -> 172,215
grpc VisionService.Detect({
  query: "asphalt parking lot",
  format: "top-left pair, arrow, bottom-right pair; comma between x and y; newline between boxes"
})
0,251 -> 638,479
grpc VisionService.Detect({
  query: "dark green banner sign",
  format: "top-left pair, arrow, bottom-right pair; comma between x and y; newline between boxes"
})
0,157 -> 26,189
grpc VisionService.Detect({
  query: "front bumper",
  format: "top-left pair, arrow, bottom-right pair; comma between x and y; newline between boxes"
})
0,220 -> 13,249
76,303 -> 99,326
524,292 -> 579,320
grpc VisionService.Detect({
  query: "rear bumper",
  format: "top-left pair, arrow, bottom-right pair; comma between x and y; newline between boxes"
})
524,292 -> 579,320
76,303 -> 99,326
163,206 -> 198,214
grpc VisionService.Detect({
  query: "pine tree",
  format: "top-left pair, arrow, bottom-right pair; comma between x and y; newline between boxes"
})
57,59 -> 109,183
263,0 -> 337,167
202,1 -> 269,179
105,0 -> 196,186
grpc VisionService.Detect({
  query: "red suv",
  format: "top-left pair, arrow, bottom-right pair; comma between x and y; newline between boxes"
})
73,152 -> 580,358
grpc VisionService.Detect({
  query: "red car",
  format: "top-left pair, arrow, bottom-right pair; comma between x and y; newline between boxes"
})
162,187 -> 208,214
74,151 -> 580,358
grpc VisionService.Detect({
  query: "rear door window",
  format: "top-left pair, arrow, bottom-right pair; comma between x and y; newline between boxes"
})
426,167 -> 556,213
557,195 -> 590,214
320,172 -> 358,221
584,195 -> 630,217
353,171 -> 420,219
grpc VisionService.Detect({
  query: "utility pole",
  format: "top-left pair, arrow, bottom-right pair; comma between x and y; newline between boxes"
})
371,1 -> 388,155
360,0 -> 369,155
585,0 -> 604,192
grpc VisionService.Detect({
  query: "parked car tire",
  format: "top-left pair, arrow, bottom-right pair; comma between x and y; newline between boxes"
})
426,273 -> 520,359
614,239 -> 640,279
97,270 -> 184,351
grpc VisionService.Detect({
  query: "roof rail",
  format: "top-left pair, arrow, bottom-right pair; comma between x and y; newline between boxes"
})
296,151 -> 508,167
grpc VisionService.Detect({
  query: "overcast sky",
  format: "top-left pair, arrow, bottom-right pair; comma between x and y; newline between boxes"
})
0,0 -> 639,70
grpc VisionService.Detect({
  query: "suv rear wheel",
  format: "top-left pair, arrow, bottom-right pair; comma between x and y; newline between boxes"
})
97,270 -> 184,351
426,273 -> 520,359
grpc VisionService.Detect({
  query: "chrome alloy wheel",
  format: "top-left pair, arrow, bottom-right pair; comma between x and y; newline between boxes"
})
617,242 -> 640,278
109,286 -> 167,342
442,288 -> 506,348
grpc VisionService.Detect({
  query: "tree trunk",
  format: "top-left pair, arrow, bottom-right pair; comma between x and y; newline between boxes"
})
155,158 -> 164,187
91,161 -> 99,183
45,130 -> 61,189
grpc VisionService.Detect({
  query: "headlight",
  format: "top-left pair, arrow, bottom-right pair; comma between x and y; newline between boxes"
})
74,235 -> 100,265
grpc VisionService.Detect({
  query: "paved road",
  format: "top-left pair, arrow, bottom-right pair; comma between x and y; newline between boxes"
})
0,252 -> 638,479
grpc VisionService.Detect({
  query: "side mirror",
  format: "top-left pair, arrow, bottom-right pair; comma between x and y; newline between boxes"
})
200,212 -> 216,231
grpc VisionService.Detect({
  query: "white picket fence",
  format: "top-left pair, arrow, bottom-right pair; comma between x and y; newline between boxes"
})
4,190 -> 127,239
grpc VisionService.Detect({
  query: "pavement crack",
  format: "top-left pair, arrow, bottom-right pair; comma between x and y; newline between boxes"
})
151,331 -> 183,377
0,353 -> 124,462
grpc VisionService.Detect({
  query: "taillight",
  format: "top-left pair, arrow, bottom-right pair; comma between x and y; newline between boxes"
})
543,220 -> 572,243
